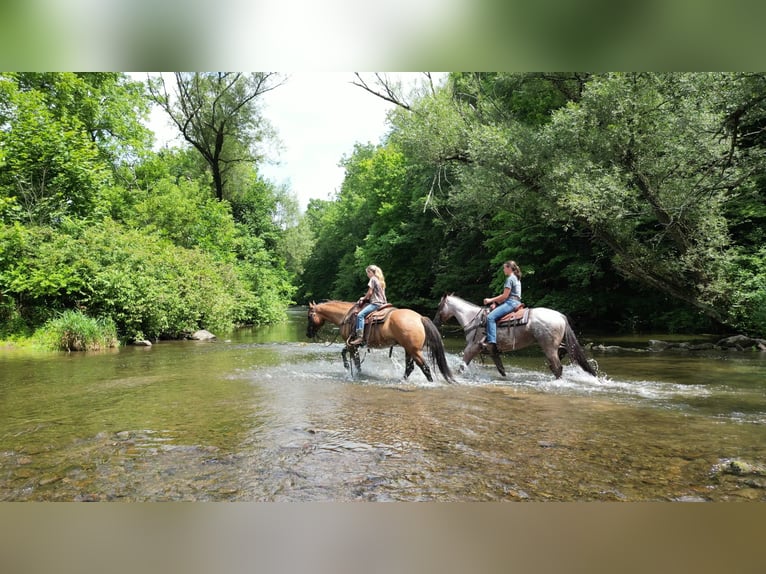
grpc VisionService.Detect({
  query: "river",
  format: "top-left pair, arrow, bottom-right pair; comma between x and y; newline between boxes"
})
1,307 -> 765,501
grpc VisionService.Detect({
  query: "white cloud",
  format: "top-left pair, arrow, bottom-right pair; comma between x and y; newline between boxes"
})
259,72 -> 393,210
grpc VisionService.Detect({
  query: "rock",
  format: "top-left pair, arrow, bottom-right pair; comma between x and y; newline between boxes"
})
687,343 -> 715,351
190,330 -> 216,341
648,340 -> 675,351
713,459 -> 766,477
592,344 -> 624,352
673,495 -> 709,502
133,339 -> 152,347
716,335 -> 766,351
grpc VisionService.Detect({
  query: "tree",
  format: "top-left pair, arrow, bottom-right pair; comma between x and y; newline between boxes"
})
0,74 -> 112,224
387,72 -> 766,334
539,73 -> 766,328
146,72 -> 284,200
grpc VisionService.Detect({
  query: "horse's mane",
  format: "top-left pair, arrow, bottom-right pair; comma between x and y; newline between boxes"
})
314,299 -> 355,311
444,293 -> 478,307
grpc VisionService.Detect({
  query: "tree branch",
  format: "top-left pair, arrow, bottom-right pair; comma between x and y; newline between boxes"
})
351,73 -> 412,111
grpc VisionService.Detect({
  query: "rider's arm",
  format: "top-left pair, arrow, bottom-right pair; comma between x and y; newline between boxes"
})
484,287 -> 511,306
358,285 -> 373,305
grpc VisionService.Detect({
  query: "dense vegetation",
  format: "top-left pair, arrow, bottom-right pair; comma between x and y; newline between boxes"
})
2,72 -> 765,348
1,72 -> 296,345
301,73 -> 766,337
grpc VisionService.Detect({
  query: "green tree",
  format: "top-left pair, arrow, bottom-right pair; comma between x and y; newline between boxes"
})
383,72 -> 766,334
146,72 -> 283,201
539,73 -> 766,330
0,75 -> 112,224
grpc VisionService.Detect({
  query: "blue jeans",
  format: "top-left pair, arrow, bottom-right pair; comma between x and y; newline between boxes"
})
485,299 -> 521,344
356,303 -> 380,331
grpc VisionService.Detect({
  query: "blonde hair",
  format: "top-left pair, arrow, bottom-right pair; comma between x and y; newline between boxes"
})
366,265 -> 386,289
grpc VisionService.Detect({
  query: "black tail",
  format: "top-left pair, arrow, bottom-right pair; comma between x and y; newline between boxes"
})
564,323 -> 597,376
422,317 -> 456,383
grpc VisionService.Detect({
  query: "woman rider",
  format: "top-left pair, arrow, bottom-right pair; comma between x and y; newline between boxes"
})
482,260 -> 522,354
348,265 -> 387,346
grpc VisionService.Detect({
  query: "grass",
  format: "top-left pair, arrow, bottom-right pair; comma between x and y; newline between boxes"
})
34,310 -> 119,351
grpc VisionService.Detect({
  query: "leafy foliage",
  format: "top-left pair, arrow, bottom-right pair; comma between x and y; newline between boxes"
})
0,72 -> 297,345
303,72 -> 766,336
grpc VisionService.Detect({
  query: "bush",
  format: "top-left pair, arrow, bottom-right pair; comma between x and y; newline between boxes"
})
36,310 -> 118,351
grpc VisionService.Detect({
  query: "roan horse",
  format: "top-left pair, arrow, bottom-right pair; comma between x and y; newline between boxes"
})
307,300 -> 455,383
433,294 -> 597,379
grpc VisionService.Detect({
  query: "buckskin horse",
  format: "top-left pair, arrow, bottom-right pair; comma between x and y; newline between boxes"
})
433,294 -> 597,379
306,300 -> 455,383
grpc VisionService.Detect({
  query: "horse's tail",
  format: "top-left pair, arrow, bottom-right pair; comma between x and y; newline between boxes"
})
563,321 -> 598,376
421,317 -> 456,383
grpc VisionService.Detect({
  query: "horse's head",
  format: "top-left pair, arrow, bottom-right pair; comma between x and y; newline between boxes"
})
433,293 -> 455,327
306,301 -> 325,338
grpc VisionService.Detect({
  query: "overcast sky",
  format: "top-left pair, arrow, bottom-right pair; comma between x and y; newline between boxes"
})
143,72 -> 445,211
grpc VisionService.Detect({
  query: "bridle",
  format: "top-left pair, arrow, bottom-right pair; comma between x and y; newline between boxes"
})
435,296 -> 484,336
306,306 -> 321,338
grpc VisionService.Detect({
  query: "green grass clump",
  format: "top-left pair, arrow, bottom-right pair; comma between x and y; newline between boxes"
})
36,310 -> 119,351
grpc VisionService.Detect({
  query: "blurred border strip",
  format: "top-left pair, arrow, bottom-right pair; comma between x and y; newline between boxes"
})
1,503 -> 765,574
1,0 -> 765,70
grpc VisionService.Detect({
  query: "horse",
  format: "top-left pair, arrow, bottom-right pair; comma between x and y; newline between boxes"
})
306,300 -> 455,383
433,294 -> 597,379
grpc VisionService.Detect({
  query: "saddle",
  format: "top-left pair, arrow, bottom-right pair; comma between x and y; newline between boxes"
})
480,304 -> 530,328
366,303 -> 395,325
343,304 -> 396,331
498,304 -> 529,327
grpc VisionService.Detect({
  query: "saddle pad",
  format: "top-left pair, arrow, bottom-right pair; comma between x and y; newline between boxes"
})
498,306 -> 530,327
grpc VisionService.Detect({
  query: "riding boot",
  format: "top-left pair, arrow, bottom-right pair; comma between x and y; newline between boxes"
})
348,328 -> 365,346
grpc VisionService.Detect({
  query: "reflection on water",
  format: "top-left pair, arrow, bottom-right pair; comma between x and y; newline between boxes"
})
1,308 -> 765,501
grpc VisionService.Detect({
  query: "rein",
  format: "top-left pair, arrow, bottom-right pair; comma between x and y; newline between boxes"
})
439,299 -> 485,336
462,309 -> 485,336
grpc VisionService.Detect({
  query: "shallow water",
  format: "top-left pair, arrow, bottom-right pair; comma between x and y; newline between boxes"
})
1,308 -> 765,501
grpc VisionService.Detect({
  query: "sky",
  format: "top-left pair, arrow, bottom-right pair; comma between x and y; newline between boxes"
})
143,73 -> 444,211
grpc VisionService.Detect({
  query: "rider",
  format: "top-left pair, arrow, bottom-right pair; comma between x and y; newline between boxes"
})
348,264 -> 387,346
482,260 -> 522,354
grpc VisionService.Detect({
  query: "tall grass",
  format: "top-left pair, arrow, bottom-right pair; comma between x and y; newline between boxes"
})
36,310 -> 119,351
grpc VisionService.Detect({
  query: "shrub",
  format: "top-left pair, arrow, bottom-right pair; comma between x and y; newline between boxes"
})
36,310 -> 118,351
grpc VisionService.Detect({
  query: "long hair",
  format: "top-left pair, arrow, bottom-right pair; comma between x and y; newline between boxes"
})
366,265 -> 386,290
505,260 -> 522,279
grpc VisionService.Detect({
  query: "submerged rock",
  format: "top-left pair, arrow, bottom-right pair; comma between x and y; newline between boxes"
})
712,459 -> 766,477
189,330 -> 216,341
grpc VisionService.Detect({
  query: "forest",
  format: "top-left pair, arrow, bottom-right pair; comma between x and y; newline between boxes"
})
2,72 -> 765,349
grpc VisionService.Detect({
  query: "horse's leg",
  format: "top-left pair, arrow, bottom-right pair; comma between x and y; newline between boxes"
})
461,343 -> 482,372
341,347 -> 350,369
544,346 -> 563,379
406,349 -> 433,382
492,355 -> 506,377
415,351 -> 434,382
353,347 -> 362,373
404,353 -> 416,379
